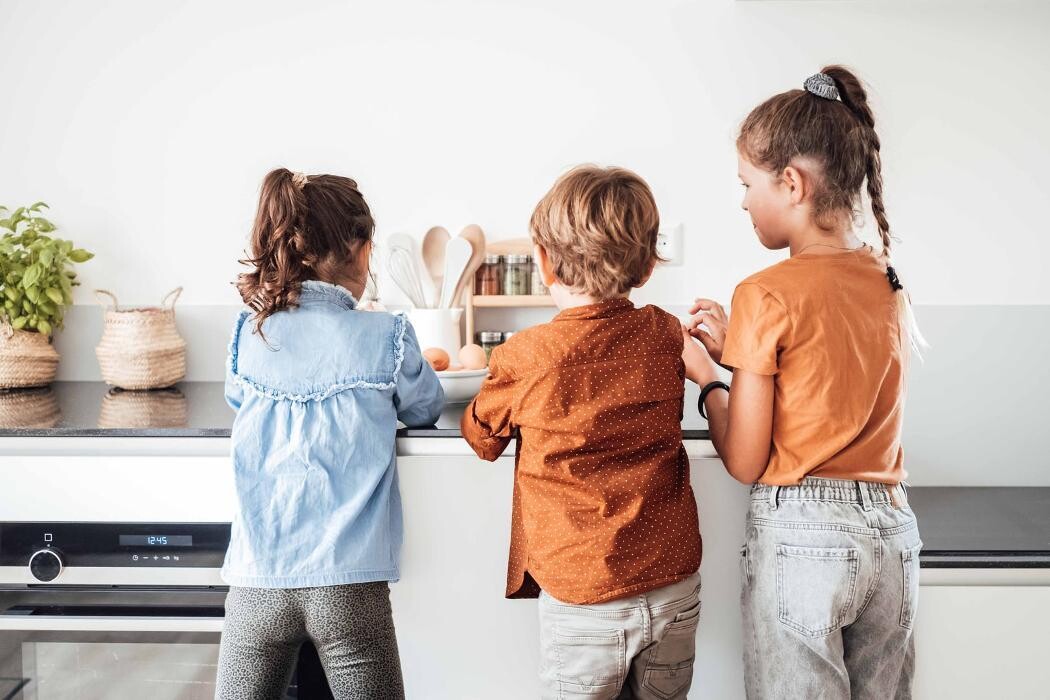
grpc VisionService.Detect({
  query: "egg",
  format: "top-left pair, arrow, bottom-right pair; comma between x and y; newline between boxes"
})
422,347 -> 450,371
458,343 -> 488,370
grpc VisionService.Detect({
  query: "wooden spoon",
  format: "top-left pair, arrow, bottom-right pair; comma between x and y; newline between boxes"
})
422,226 -> 451,302
453,224 -> 487,306
438,238 -> 473,309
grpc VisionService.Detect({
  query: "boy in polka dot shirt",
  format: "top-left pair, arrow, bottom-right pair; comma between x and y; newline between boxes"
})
462,165 -> 702,699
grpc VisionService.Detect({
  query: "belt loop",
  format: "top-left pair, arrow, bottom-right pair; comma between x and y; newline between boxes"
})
857,481 -> 873,511
768,485 -> 781,510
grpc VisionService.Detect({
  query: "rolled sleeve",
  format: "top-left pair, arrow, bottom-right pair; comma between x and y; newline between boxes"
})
460,346 -> 517,461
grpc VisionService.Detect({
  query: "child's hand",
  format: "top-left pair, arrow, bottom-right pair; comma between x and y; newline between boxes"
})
681,326 -> 720,386
686,298 -> 728,363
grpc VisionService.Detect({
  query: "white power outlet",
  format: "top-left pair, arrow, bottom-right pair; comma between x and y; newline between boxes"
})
657,223 -> 684,265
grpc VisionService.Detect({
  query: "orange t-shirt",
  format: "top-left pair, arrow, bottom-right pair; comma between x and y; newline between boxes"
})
721,247 -> 907,486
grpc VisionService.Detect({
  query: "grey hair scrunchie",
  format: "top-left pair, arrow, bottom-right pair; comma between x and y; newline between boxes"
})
804,73 -> 840,101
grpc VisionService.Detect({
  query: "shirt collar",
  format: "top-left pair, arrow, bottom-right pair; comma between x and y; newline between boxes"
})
299,280 -> 358,310
553,297 -> 635,321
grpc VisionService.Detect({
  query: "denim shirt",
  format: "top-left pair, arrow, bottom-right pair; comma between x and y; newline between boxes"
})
222,280 -> 444,588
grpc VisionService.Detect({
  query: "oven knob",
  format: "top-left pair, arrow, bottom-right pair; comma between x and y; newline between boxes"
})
29,549 -> 63,582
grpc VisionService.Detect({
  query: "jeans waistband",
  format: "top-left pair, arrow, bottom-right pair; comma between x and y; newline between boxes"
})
750,477 -> 908,509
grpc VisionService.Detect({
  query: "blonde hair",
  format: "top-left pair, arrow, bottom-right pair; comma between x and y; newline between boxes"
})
529,165 -> 663,298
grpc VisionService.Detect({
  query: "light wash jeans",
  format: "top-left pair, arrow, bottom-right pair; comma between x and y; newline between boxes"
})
741,478 -> 921,700
537,572 -> 701,700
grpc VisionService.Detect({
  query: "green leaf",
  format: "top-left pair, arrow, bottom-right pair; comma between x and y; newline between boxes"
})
45,288 -> 63,305
25,286 -> 40,303
29,202 -> 48,211
22,263 -> 42,287
11,316 -> 27,330
34,219 -> 56,233
68,249 -> 93,263
39,248 -> 54,267
3,286 -> 18,302
58,240 -> 72,255
36,320 -> 51,335
0,219 -> 11,231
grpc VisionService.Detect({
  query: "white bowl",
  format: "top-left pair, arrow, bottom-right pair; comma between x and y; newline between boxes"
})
436,368 -> 487,404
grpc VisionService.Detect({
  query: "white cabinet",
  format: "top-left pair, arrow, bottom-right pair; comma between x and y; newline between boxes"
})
914,585 -> 1050,699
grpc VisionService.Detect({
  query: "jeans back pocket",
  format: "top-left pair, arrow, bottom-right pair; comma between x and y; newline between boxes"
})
552,626 -> 625,696
775,544 -> 859,637
900,542 -> 922,629
642,611 -> 699,700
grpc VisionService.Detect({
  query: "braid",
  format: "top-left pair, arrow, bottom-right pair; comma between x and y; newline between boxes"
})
821,65 -> 892,258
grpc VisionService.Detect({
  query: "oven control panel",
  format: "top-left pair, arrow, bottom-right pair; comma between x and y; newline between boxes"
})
0,522 -> 231,579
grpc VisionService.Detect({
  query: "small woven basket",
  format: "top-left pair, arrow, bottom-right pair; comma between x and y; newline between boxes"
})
0,325 -> 60,388
94,287 -> 187,390
98,387 -> 188,429
0,387 -> 60,428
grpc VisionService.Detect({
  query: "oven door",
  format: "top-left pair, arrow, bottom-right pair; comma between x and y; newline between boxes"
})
0,587 -> 330,700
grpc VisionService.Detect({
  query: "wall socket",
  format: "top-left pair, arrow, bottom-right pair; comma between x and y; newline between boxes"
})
657,223 -> 684,265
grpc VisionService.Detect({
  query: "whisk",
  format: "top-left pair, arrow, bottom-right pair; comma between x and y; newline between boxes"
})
387,245 -> 430,308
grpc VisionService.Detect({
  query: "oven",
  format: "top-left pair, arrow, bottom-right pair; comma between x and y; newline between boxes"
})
0,521 -> 332,700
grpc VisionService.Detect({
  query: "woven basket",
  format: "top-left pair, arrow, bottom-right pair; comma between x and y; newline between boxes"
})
94,287 -> 187,390
98,387 -> 188,429
0,325 -> 60,388
0,387 -> 60,428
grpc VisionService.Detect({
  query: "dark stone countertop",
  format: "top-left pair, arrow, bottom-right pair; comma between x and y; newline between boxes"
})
0,381 -> 711,439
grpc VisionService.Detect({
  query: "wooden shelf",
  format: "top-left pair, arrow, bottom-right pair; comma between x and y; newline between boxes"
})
471,295 -> 555,308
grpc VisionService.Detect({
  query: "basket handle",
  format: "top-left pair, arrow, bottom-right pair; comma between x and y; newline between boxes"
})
161,287 -> 183,310
94,289 -> 119,311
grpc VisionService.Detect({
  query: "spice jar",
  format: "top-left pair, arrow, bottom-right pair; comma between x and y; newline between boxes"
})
474,254 -> 502,296
530,260 -> 549,295
503,254 -> 531,296
477,332 -> 503,360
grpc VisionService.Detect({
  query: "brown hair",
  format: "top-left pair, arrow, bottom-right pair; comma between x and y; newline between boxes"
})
737,65 -> 890,250
236,168 -> 374,334
738,66 -> 926,354
529,165 -> 663,298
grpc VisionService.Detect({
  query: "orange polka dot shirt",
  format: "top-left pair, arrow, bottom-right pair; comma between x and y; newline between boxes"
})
460,298 -> 702,605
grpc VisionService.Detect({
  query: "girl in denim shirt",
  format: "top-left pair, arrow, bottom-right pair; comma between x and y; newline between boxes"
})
215,169 -> 444,700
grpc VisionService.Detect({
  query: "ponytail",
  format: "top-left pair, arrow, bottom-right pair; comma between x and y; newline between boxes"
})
236,168 -> 375,336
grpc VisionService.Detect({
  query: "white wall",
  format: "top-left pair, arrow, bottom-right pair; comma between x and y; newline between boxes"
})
2,0 -> 1048,309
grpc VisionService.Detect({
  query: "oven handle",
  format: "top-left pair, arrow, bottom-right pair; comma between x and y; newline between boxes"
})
0,616 -> 224,633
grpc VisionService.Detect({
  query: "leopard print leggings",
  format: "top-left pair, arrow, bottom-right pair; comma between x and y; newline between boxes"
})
215,582 -> 405,700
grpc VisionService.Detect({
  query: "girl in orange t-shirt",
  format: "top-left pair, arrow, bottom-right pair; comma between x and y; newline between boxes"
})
682,66 -> 927,699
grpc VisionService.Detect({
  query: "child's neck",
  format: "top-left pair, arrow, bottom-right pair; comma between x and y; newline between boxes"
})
550,284 -> 630,310
789,224 -> 863,257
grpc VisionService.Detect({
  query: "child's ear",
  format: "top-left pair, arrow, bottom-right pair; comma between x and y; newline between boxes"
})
781,166 -> 807,206
533,243 -> 559,287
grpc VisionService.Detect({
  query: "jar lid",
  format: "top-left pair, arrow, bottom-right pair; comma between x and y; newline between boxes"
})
501,332 -> 516,340
477,331 -> 503,343
483,254 -> 503,264
505,254 -> 531,263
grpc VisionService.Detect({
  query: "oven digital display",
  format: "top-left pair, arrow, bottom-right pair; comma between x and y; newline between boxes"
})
119,535 -> 193,547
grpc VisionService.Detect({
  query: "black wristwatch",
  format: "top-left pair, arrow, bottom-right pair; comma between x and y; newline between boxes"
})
697,381 -> 730,420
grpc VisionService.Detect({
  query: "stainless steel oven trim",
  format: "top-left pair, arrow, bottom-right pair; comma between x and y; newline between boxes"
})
0,566 -> 224,587
0,616 -> 224,633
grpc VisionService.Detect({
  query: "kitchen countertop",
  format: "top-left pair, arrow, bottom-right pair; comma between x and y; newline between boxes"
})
0,381 -> 712,439
2,383 -> 1047,570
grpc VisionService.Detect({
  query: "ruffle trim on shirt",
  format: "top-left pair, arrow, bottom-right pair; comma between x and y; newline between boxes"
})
225,309 -> 410,403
